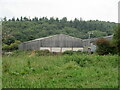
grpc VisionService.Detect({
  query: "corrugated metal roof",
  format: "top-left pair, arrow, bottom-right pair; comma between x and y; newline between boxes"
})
82,35 -> 113,42
23,34 -> 82,44
23,34 -> 113,44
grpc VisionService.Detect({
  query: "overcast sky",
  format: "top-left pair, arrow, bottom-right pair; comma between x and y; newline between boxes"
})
0,0 -> 119,22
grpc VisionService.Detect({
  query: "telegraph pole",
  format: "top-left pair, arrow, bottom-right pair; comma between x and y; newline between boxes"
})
88,32 -> 93,47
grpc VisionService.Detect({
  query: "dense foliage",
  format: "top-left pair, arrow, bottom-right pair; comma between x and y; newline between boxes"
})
96,23 -> 120,55
96,38 -> 117,55
113,24 -> 120,55
3,51 -> 118,88
2,17 -> 116,43
3,17 -> 116,41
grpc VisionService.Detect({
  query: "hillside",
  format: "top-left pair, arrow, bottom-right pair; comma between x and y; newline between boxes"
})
3,17 -> 116,41
2,17 -> 117,47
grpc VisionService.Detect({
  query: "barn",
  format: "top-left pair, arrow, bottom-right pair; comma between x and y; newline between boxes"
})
82,35 -> 113,51
19,34 -> 83,52
82,35 -> 113,47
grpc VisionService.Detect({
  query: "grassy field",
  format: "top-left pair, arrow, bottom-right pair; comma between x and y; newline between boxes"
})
2,51 -> 118,88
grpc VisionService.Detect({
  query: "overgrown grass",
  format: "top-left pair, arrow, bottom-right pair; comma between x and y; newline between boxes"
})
2,51 -> 118,88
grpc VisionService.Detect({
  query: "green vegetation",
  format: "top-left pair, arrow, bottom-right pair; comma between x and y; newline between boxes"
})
95,24 -> 120,55
96,38 -> 117,55
2,17 -> 119,88
2,17 -> 117,51
2,51 -> 118,88
113,24 -> 120,55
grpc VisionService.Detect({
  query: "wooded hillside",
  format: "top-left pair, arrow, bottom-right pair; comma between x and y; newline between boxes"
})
2,17 -> 117,51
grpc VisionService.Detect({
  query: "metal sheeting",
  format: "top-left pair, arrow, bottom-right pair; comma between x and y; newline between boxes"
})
19,34 -> 83,50
82,35 -> 113,47
19,34 -> 113,51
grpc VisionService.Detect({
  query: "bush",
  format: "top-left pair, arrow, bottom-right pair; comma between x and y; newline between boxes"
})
64,55 -> 92,67
62,50 -> 75,55
2,44 -> 10,51
96,38 -> 118,55
76,50 -> 89,55
35,50 -> 51,56
113,25 -> 120,55
12,50 -> 31,56
109,42 -> 118,55
2,40 -> 21,51
96,38 -> 111,55
9,40 -> 21,50
63,50 -> 89,55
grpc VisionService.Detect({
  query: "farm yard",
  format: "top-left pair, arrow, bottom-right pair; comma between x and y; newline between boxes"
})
2,50 -> 118,88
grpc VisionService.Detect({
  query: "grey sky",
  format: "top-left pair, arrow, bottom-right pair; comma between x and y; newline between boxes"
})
0,0 -> 119,22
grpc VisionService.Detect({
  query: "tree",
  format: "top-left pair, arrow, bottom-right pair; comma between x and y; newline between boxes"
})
34,17 -> 38,21
3,17 -> 7,21
3,36 -> 15,45
20,16 -> 23,21
2,43 -> 10,51
12,17 -> 15,21
96,38 -> 111,55
16,18 -> 19,21
55,18 -> 59,22
88,30 -> 107,38
10,40 -> 21,50
2,40 -> 21,51
49,17 -> 55,24
23,17 -> 29,21
113,24 -> 120,54
2,16 -> 117,46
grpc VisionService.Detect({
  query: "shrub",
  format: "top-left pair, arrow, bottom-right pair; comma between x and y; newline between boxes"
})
62,50 -> 75,55
64,55 -> 92,67
2,44 -> 10,51
2,40 -> 21,51
35,50 -> 51,56
109,42 -> 118,55
62,50 -> 88,55
113,25 -> 120,55
96,38 -> 111,55
12,50 -> 31,56
9,40 -> 21,51
76,50 -> 88,55
62,61 -> 79,70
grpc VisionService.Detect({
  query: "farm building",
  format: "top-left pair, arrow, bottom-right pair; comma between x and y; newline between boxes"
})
19,34 -> 113,52
19,34 -> 83,52
82,35 -> 113,51
82,35 -> 113,47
